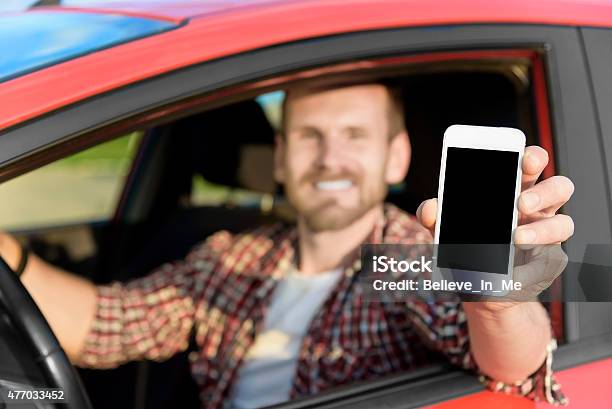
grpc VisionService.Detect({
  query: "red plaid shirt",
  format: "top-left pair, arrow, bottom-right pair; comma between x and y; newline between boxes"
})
79,204 -> 566,408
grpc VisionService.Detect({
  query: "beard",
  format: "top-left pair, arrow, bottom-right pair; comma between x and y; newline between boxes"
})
284,168 -> 388,232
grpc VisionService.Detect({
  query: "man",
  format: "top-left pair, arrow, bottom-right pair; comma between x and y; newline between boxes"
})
0,82 -> 574,408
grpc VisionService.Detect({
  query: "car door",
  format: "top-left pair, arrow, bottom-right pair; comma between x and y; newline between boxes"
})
2,20 -> 611,409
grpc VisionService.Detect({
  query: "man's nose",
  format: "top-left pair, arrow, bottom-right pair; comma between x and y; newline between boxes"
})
316,134 -> 345,169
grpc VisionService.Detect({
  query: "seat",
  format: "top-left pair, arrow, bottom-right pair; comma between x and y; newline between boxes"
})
126,99 -> 277,409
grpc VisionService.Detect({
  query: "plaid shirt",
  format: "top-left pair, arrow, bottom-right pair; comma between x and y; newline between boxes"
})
79,204 -> 566,408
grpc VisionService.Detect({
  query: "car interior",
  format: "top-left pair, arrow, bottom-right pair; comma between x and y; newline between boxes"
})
3,58 -> 543,408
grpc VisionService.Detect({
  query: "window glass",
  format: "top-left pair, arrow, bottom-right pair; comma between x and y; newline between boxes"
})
0,132 -> 142,230
256,90 -> 284,130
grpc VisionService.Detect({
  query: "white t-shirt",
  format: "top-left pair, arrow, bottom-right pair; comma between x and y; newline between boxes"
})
230,268 -> 342,409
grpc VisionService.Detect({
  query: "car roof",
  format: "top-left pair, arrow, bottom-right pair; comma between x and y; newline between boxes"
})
48,1 -> 272,21
47,0 -> 612,23
1,0 -> 612,131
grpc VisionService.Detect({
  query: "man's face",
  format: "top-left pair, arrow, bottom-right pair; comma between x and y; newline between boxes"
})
275,84 -> 409,232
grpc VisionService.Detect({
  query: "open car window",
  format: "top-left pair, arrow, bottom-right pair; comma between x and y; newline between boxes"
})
91,54 -> 557,409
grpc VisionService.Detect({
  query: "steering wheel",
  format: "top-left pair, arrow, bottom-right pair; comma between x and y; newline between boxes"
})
0,255 -> 93,409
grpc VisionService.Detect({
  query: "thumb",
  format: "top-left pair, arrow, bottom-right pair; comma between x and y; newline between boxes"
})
416,198 -> 438,236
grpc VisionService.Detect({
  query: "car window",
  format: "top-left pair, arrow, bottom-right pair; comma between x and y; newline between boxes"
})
0,132 -> 142,230
57,49 -> 564,409
256,90 -> 284,130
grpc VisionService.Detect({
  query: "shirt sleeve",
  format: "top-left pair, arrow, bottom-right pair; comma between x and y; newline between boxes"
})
403,300 -> 568,406
76,230 -> 232,369
403,300 -> 475,369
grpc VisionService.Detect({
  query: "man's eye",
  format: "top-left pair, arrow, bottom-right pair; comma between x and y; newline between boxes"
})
348,129 -> 367,139
301,130 -> 320,140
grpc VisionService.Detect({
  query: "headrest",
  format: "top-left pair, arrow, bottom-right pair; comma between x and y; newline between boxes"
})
176,100 -> 276,193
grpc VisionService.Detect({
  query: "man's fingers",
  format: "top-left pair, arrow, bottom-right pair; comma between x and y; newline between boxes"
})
521,146 -> 549,190
514,214 -> 575,245
416,198 -> 438,233
512,245 -> 568,291
518,175 -> 575,217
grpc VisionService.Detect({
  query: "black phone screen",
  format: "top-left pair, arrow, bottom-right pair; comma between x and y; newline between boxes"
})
437,147 -> 520,274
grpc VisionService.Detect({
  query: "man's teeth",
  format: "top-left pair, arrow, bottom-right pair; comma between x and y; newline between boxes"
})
315,180 -> 353,190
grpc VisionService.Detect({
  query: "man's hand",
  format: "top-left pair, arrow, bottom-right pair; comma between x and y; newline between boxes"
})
416,146 -> 575,310
0,232 -> 97,361
416,146 -> 574,383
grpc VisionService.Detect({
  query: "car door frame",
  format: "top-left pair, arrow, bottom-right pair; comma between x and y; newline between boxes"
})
574,25 -> 612,340
1,23 -> 611,407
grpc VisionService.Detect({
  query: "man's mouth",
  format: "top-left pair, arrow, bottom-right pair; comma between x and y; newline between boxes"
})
314,179 -> 354,191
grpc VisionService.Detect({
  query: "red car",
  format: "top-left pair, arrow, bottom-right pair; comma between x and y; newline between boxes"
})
0,1 -> 611,408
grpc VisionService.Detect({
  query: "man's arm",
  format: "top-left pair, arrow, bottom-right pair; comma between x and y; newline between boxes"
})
0,232 -> 97,362
463,301 -> 551,382
0,228 -> 223,367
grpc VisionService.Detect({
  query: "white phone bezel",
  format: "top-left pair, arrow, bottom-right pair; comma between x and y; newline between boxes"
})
433,125 -> 525,297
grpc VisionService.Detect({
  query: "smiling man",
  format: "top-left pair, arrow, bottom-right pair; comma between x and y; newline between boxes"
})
0,82 -> 573,408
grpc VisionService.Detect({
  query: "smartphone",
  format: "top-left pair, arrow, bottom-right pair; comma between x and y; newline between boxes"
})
433,125 -> 525,296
